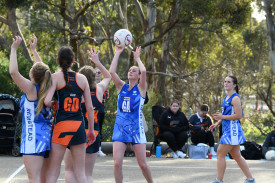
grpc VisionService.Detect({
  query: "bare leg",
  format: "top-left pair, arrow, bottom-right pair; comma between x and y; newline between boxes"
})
46,143 -> 66,183
133,144 -> 153,183
85,153 -> 97,183
41,156 -> 50,183
216,144 -> 233,181
230,145 -> 253,179
113,142 -> 127,183
70,143 -> 87,183
23,155 -> 44,183
64,149 -> 77,183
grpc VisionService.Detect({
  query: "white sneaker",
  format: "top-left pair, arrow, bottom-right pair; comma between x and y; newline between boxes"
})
210,149 -> 217,156
170,151 -> 178,159
98,150 -> 106,157
176,151 -> 186,158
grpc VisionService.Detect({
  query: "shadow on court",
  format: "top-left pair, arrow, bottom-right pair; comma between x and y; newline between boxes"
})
1,154 -> 274,183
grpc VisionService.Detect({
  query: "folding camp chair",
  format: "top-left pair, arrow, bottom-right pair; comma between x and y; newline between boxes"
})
150,105 -> 169,155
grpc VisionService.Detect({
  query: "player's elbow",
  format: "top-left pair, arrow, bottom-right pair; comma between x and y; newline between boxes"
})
109,70 -> 115,76
140,69 -> 146,75
235,113 -> 242,120
44,99 -> 51,107
9,70 -> 18,77
86,105 -> 94,113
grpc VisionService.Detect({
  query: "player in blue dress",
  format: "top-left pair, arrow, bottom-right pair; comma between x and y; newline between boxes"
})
10,35 -> 52,183
209,76 -> 256,183
109,46 -> 153,183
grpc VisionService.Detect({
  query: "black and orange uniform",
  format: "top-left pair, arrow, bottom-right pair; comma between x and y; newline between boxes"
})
189,113 -> 215,147
82,88 -> 103,153
98,89 -> 109,143
52,71 -> 86,146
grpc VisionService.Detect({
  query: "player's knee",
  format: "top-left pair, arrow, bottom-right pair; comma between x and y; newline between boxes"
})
138,161 -> 148,171
114,161 -> 123,170
231,153 -> 242,161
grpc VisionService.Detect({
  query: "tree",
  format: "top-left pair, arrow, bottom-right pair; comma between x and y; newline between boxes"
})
262,0 -> 275,74
0,0 -> 33,62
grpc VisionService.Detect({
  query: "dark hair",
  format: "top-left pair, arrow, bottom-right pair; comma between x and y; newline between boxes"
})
129,66 -> 141,74
228,75 -> 239,93
58,46 -> 74,90
78,66 -> 96,90
171,99 -> 180,106
200,104 -> 209,112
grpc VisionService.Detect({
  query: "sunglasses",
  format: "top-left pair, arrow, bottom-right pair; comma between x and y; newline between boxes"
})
96,71 -> 101,74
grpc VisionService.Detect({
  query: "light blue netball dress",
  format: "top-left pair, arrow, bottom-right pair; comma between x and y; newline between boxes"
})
219,93 -> 246,145
20,85 -> 52,154
112,84 -> 147,144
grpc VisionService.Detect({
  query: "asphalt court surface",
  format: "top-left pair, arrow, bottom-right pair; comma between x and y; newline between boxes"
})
0,154 -> 274,183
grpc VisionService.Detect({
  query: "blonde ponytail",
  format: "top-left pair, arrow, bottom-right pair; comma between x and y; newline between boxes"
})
34,66 -> 52,116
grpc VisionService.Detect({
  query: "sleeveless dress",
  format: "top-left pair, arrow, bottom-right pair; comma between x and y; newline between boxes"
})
20,85 -> 52,154
52,71 -> 86,146
112,84 -> 146,144
81,88 -> 102,153
219,93 -> 246,145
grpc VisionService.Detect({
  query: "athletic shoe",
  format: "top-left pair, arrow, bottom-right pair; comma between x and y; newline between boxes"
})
98,150 -> 106,157
244,178 -> 256,183
176,151 -> 186,158
170,151 -> 178,159
211,178 -> 224,183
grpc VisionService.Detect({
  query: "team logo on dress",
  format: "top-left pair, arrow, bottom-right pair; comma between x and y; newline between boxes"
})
121,97 -> 134,112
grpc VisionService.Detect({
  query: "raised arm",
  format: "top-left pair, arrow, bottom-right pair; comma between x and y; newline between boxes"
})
9,36 -> 35,95
29,34 -> 42,63
44,74 -> 57,108
109,46 -> 125,92
133,46 -> 147,97
82,75 -> 96,145
87,48 -> 111,98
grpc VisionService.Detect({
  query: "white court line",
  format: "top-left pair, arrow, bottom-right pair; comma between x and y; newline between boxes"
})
4,164 -> 25,183
95,164 -> 275,171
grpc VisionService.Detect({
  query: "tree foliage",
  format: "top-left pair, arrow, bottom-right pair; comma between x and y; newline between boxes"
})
0,0 -> 274,142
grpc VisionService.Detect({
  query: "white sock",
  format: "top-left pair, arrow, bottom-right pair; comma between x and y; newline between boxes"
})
210,147 -> 215,151
99,146 -> 102,151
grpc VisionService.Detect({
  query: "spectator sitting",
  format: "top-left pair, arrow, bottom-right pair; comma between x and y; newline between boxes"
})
159,100 -> 189,159
262,122 -> 275,157
189,104 -> 217,155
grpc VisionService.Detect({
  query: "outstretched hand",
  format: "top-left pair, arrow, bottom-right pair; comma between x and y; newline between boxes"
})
115,46 -> 124,54
29,34 -> 37,51
87,48 -> 100,64
11,36 -> 22,50
132,46 -> 141,60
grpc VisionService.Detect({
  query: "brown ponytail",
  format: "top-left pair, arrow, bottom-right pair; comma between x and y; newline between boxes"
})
229,75 -> 239,93
79,66 -> 96,90
58,46 -> 74,90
